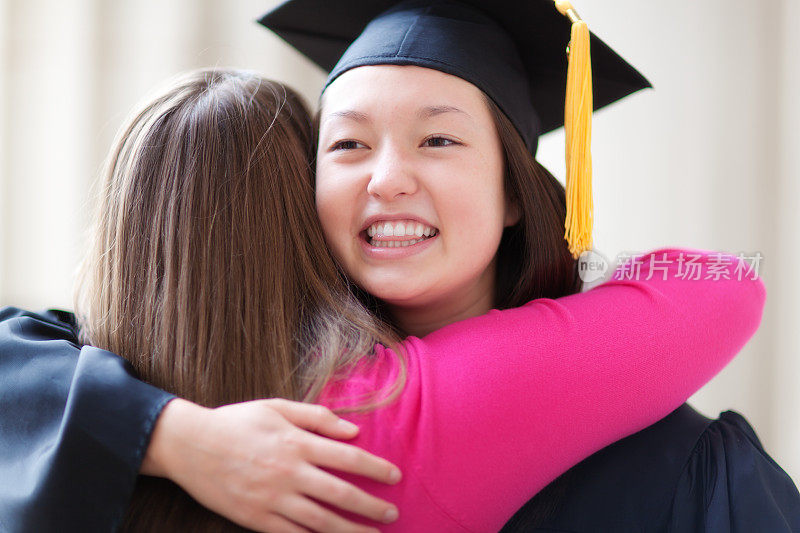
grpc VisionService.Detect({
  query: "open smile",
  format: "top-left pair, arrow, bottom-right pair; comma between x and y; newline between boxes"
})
362,219 -> 439,248
358,218 -> 440,257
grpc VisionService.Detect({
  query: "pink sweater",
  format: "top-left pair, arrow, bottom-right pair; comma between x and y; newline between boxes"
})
318,247 -> 766,532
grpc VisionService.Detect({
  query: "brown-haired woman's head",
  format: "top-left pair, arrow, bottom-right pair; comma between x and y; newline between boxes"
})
76,67 -> 397,406
75,68 -> 400,531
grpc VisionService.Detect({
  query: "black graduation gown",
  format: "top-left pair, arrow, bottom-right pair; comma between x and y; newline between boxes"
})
500,404 -> 800,532
1,307 -> 798,532
0,307 -> 176,532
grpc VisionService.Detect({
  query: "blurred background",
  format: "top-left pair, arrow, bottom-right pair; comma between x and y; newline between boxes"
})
0,0 -> 797,485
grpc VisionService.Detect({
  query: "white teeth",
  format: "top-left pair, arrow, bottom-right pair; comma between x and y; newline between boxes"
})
366,219 -> 436,238
365,219 -> 439,250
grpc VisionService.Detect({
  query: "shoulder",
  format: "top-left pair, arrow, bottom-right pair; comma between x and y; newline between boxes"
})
0,306 -> 80,346
505,404 -> 799,533
502,403 -> 712,532
668,410 -> 800,532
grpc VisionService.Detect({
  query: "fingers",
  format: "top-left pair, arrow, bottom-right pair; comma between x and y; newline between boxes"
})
264,399 -> 360,440
278,495 -> 382,533
304,435 -> 402,486
260,514 -> 313,533
266,399 -> 402,484
296,464 -> 399,525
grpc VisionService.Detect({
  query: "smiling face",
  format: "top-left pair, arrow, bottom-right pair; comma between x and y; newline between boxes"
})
316,65 -> 518,334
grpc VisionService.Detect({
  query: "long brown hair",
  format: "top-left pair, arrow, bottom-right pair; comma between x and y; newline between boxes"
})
74,68 -> 402,531
487,94 -> 584,308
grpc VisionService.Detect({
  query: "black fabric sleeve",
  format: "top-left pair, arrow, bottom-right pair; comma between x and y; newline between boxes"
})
669,410 -> 800,532
0,307 -> 177,532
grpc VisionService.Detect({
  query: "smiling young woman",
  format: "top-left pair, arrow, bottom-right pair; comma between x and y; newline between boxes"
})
316,65 -> 511,336
315,63 -> 580,339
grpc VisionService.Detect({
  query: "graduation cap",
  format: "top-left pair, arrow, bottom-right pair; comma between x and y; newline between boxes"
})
258,0 -> 652,258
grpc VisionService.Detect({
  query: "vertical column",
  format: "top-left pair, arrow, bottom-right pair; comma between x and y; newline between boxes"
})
2,0 -> 98,308
770,0 -> 800,486
0,0 -> 8,301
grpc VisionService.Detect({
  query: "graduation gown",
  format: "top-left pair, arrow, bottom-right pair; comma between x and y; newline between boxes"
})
0,307 -> 175,532
2,307 -> 798,532
500,403 -> 800,532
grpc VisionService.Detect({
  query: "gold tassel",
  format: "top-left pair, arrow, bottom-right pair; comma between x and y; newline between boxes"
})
555,1 -> 593,259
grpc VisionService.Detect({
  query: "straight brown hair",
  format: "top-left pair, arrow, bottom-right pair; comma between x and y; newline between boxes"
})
74,69 -> 403,531
485,94 -> 584,308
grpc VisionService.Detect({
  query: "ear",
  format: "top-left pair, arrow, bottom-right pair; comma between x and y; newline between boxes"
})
503,196 -> 522,227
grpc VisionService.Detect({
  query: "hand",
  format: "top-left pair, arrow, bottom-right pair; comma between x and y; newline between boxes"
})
141,397 -> 401,533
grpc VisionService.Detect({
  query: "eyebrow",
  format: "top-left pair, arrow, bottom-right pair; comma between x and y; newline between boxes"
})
417,105 -> 471,120
326,110 -> 370,123
325,105 -> 471,125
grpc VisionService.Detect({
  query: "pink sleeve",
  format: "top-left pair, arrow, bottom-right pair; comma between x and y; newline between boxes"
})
318,247 -> 766,531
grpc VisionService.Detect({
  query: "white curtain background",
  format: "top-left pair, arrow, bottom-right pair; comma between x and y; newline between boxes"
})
1,0 -> 798,485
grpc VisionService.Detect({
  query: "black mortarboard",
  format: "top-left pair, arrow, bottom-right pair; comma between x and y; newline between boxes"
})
258,0 -> 650,154
257,0 -> 652,258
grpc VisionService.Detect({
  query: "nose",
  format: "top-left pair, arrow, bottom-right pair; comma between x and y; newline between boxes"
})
366,143 -> 418,200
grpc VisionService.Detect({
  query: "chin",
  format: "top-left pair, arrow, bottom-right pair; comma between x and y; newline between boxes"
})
362,279 -> 434,307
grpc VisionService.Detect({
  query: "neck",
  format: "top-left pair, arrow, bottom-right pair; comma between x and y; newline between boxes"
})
388,262 -> 497,338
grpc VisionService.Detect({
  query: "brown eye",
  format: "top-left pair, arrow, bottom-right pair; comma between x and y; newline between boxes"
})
422,136 -> 458,148
332,140 -> 367,151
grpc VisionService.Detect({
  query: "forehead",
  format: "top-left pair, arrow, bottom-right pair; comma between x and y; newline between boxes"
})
320,64 -> 487,118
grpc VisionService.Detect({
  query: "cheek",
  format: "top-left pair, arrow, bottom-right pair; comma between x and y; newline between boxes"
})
449,167 -> 505,273
438,157 -> 507,245
315,165 -> 354,256
442,188 -> 506,263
